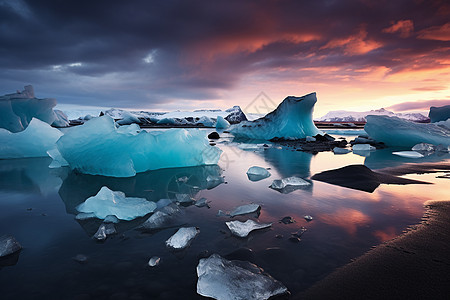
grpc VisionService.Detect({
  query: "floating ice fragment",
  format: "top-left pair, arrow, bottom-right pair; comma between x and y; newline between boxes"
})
229,204 -> 261,217
148,256 -> 161,267
217,210 -> 228,217
270,177 -> 310,190
206,175 -> 225,189
216,116 -> 230,129
392,151 -> 425,158
352,144 -> 376,151
139,204 -> 181,231
175,193 -> 194,204
304,215 -> 313,222
246,166 -> 271,181
75,212 -> 97,221
333,147 -> 350,154
195,197 -> 210,208
411,143 -> 435,152
166,227 -> 200,250
104,215 -> 119,224
76,186 -> 157,221
279,216 -> 295,224
226,220 -> 272,237
0,235 -> 22,258
196,254 -> 288,300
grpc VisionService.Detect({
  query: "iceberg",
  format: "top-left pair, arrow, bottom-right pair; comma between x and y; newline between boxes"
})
392,151 -> 424,158
0,235 -> 22,258
215,116 -> 230,129
364,115 -> 450,147
352,144 -> 376,151
52,110 -> 70,128
197,254 -> 288,300
230,93 -> 323,140
54,116 -> 222,177
76,186 -> 157,220
0,85 -> 57,132
196,116 -> 215,127
226,220 -> 272,237
165,227 -> 200,249
0,118 -> 63,159
429,105 -> 450,123
333,147 -> 351,154
270,177 -> 311,190
116,110 -> 141,125
246,166 -> 271,181
412,143 -> 435,152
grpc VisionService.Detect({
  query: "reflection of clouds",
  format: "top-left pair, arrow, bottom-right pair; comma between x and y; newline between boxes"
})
374,226 -> 398,242
318,208 -> 371,235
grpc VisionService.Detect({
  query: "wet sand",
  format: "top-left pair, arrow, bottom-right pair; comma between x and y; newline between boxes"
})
299,200 -> 450,299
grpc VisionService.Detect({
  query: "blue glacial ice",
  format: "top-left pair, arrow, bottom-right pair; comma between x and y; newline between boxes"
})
0,85 -> 58,132
428,105 -> 450,123
215,116 -> 230,129
365,115 -> 450,147
197,254 -> 288,300
0,118 -> 63,159
76,186 -> 157,221
54,116 -> 222,177
230,92 -> 322,140
246,166 -> 271,181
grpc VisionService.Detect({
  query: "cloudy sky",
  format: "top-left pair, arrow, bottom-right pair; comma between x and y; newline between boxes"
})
0,0 -> 449,117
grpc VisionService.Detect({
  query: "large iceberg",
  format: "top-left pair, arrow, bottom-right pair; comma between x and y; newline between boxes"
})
428,105 -> 450,123
76,186 -> 157,220
365,115 -> 450,147
197,254 -> 288,300
0,118 -> 63,159
54,116 -> 222,177
0,85 -> 58,132
230,93 -> 322,140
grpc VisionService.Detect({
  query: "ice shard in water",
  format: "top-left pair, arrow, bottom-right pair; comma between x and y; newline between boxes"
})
197,254 -> 288,300
165,227 -> 200,249
0,235 -> 22,258
226,220 -> 272,237
246,166 -> 271,181
76,186 -> 157,221
54,116 -> 222,177
230,92 -> 322,140
229,204 -> 261,217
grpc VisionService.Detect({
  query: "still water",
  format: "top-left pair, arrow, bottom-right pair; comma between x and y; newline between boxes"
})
0,130 -> 449,299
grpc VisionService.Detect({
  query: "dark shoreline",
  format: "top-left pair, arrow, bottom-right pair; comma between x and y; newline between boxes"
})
298,199 -> 450,300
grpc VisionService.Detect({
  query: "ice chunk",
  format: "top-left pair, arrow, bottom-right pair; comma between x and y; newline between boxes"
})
139,210 -> 176,230
270,177 -> 311,190
104,215 -> 119,224
333,147 -> 351,154
429,105 -> 450,123
52,110 -> 70,127
0,118 -> 63,159
304,215 -> 313,222
196,116 -> 215,127
392,151 -> 425,158
305,136 -> 316,142
215,116 -> 230,129
75,212 -> 97,220
195,197 -> 210,208
175,193 -> 194,204
148,256 -> 161,267
246,166 -> 271,181
157,117 -> 177,125
55,116 -> 222,177
76,186 -> 157,221
411,143 -> 435,152
0,85 -> 57,132
0,235 -> 22,258
365,115 -> 450,147
93,223 -> 117,241
226,220 -> 272,237
352,144 -> 376,151
197,254 -> 288,300
229,204 -> 261,217
116,110 -> 141,125
165,227 -> 200,249
230,93 -> 322,140
47,148 -> 69,168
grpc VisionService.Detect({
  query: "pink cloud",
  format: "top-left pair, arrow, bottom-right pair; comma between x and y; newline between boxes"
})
382,20 -> 414,38
417,22 -> 450,41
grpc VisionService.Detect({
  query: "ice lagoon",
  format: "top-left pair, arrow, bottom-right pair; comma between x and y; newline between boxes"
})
0,127 -> 449,299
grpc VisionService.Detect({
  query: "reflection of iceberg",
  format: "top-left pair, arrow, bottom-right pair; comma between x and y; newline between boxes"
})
260,147 -> 313,179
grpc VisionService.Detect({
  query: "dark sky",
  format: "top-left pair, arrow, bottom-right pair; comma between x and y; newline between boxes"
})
1,0 -> 449,115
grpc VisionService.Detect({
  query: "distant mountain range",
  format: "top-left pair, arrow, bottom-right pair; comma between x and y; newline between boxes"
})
316,108 -> 429,122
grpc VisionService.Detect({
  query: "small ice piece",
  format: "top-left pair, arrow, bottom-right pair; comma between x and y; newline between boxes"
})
175,193 -> 194,204
352,144 -> 376,151
156,198 -> 173,209
304,215 -> 313,222
166,227 -> 200,250
104,215 -> 119,224
229,204 -> 261,217
270,177 -> 310,190
195,197 -> 210,208
197,254 -> 288,300
76,187 -> 157,221
411,143 -> 435,152
206,175 -> 225,189
93,224 -> 107,241
217,210 -> 228,217
246,166 -> 271,181
226,220 -> 272,237
139,207 -> 179,230
333,147 -> 350,154
216,116 -> 230,129
392,151 -> 425,158
75,212 -> 97,221
305,136 -> 316,142
279,216 -> 295,224
0,235 -> 22,258
148,256 -> 161,267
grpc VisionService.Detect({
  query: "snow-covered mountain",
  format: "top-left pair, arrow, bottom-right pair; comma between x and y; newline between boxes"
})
316,108 -> 429,122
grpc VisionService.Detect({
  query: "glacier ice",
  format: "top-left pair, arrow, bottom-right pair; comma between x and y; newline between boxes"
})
196,254 -> 288,300
229,204 -> 261,217
54,116 -> 222,177
0,235 -> 22,258
230,93 -> 323,140
75,212 -> 97,220
139,204 -> 182,231
429,105 -> 450,123
196,116 -> 215,127
352,144 -> 376,151
215,116 -> 230,129
76,186 -> 157,221
392,151 -> 424,158
333,147 -> 351,154
0,118 -> 63,159
365,115 -> 450,147
226,220 -> 272,237
0,85 -> 57,132
165,227 -> 200,249
246,166 -> 271,181
270,177 -> 311,190
116,110 -> 141,125
412,143 -> 435,152
52,110 -> 70,128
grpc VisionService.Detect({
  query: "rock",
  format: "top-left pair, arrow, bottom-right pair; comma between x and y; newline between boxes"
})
0,235 -> 22,258
208,131 -> 220,139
